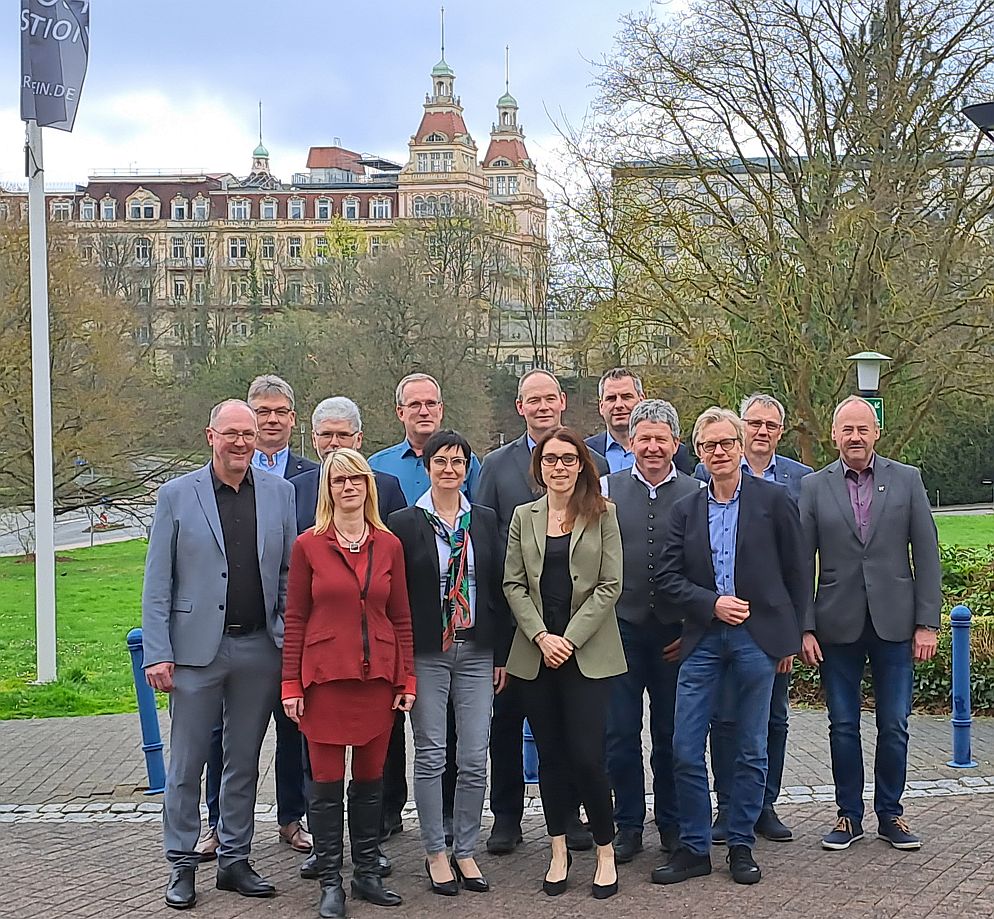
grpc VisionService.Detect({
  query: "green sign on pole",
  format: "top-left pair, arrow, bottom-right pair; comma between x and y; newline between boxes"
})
866,396 -> 884,429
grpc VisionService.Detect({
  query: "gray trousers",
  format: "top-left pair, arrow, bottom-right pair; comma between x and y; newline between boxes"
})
410,641 -> 494,858
162,631 -> 280,869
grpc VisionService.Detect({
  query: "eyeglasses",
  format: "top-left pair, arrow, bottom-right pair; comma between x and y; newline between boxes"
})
540,453 -> 579,467
211,428 -> 258,444
744,419 -> 783,432
698,438 -> 739,455
254,407 -> 292,419
429,456 -> 468,470
400,400 -> 441,412
329,474 -> 368,489
315,431 -> 358,443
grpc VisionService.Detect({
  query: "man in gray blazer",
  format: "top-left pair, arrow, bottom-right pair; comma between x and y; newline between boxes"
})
799,396 -> 941,853
142,399 -> 297,909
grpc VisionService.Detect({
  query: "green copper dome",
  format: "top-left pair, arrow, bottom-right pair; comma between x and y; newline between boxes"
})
498,91 -> 517,107
253,142 -> 269,158
432,58 -> 455,77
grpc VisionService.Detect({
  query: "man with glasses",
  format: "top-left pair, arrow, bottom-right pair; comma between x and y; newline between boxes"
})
196,376 -> 319,864
142,400 -> 297,908
369,373 -> 482,505
652,407 -> 805,887
694,394 -> 812,844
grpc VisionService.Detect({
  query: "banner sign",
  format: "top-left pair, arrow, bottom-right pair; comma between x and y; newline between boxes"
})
20,1 -> 90,132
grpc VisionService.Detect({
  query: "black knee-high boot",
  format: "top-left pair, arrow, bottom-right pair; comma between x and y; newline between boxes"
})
348,779 -> 402,907
310,780 -> 346,918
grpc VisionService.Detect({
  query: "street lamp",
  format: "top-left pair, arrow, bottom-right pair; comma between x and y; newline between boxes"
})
962,102 -> 994,144
846,351 -> 892,397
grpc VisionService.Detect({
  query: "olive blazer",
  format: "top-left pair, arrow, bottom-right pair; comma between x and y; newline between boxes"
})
503,496 -> 626,681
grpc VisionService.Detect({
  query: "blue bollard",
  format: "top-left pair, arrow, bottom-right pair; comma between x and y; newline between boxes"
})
522,718 -> 540,784
947,605 -> 977,768
126,627 -> 167,794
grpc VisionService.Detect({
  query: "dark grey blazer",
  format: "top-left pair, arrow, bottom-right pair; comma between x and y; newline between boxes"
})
799,456 -> 942,644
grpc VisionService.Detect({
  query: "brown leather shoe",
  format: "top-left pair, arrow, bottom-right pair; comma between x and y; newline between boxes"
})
279,820 -> 313,853
195,826 -> 219,862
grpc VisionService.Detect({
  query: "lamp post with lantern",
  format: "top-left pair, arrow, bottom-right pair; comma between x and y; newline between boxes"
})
846,351 -> 891,429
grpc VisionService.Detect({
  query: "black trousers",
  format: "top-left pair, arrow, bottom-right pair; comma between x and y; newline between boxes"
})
381,711 -> 408,824
518,658 -> 615,846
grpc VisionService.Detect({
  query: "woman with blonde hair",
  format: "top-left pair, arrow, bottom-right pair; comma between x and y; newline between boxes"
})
283,448 -> 416,918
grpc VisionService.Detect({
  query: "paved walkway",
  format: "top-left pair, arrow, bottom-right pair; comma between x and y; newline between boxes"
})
2,711 -> 993,917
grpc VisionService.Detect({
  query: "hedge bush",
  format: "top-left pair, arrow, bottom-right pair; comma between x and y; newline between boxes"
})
791,544 -> 994,714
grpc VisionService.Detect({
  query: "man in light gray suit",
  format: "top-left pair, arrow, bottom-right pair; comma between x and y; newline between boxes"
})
142,399 -> 297,909
800,395 -> 941,853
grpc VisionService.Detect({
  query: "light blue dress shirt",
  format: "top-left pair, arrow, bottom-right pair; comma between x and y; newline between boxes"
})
415,490 -> 477,627
603,432 -> 635,473
708,478 -> 741,597
741,455 -> 776,482
369,439 -> 482,506
252,446 -> 288,477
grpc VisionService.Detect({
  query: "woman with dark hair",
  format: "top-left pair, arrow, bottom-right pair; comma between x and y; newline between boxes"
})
388,430 -> 508,896
282,448 -> 416,918
503,427 -> 625,899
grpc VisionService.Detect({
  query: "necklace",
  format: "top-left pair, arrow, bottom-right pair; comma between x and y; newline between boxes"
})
334,522 -> 367,553
551,508 -> 569,534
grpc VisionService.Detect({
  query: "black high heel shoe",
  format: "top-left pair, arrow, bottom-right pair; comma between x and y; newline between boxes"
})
450,855 -> 490,893
425,858 -> 459,897
592,850 -> 619,899
542,851 -> 572,897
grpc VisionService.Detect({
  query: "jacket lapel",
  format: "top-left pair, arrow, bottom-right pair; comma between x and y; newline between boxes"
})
193,465 -> 225,554
418,510 -> 442,585
862,457 -> 890,547
569,512 -> 589,561
826,460 -> 861,541
732,475 -> 753,589
513,434 -> 537,498
530,496 -> 548,565
254,472 -> 267,561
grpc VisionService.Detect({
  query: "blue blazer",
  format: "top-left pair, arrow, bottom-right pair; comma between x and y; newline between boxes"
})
292,466 -> 406,535
694,453 -> 812,504
284,450 -> 319,480
586,431 -> 695,476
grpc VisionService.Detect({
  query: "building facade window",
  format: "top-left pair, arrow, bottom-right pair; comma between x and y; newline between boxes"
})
416,151 -> 455,173
50,200 -> 72,221
192,236 -> 207,263
370,197 -> 391,219
79,199 -> 96,220
170,237 -> 185,260
288,236 -> 302,259
100,198 -> 117,220
316,197 -> 332,219
193,280 -> 206,303
315,236 -> 329,261
171,199 -> 188,220
129,198 -> 157,220
231,320 -> 249,338
138,285 -> 152,304
192,197 -> 209,220
287,281 -> 303,304
263,277 -> 276,301
343,197 -> 360,220
228,237 -> 248,259
134,237 -> 153,262
261,236 -> 275,260
369,235 -> 383,255
229,198 -> 250,220
288,198 -> 305,219
172,277 -> 187,301
261,198 -> 277,219
80,242 -> 94,260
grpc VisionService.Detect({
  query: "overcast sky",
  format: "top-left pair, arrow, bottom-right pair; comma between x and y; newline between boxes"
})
0,0 -> 672,187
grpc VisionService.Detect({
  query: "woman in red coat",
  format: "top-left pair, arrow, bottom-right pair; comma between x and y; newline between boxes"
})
283,448 -> 416,918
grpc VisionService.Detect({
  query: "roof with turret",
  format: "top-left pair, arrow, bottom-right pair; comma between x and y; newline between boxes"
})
483,137 -> 531,167
415,111 -> 473,145
498,91 -> 518,107
431,58 -> 455,77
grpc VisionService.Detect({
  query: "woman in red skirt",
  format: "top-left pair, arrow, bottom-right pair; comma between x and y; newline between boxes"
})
282,448 -> 416,918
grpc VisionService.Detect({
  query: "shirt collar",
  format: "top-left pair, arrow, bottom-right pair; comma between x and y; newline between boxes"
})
253,445 -> 288,469
605,431 -> 631,454
707,473 -> 741,504
526,434 -> 537,452
415,488 -> 471,516
401,438 -> 421,459
741,453 -> 776,476
211,464 -> 254,491
841,453 -> 876,477
631,463 -> 677,490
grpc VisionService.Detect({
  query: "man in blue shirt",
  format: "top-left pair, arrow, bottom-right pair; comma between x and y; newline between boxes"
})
652,407 -> 805,888
369,373 -> 481,505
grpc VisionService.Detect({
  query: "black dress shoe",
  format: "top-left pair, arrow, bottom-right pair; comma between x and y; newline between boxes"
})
592,879 -> 619,899
425,858 -> 459,896
165,867 -> 196,909
486,823 -> 523,855
755,807 -> 793,842
613,828 -> 643,864
727,845 -> 762,885
651,847 -> 712,885
215,860 -> 276,898
451,855 -> 490,893
300,851 -> 319,880
565,814 -> 594,851
542,851 -> 572,896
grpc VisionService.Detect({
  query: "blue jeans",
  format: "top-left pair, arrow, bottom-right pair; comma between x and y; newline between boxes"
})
206,702 -> 308,828
672,622 -> 777,854
711,670 -> 790,812
606,618 -> 681,835
819,618 -> 913,823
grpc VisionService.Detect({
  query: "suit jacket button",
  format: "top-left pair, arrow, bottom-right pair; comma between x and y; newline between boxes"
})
218,604 -> 224,610
573,575 -> 578,581
221,572 -> 227,579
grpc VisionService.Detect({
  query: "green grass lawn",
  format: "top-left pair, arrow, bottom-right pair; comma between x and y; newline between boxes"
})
1,512 -> 992,720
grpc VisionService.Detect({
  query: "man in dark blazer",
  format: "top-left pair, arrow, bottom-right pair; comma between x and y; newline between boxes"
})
800,396 -> 941,852
652,407 -> 806,888
197,375 -> 319,862
586,367 -> 695,476
476,369 -> 609,855
695,393 -> 813,844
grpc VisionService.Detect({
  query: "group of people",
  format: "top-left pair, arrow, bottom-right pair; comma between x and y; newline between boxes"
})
141,365 -> 942,915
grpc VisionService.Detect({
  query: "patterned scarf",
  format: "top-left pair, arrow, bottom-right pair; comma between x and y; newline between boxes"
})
423,507 -> 472,651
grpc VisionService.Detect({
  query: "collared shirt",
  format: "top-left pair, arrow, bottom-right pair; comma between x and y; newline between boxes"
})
415,490 -> 477,628
252,445 -> 289,478
600,462 -> 678,499
708,477 -> 741,597
211,466 -> 266,631
603,431 -> 635,473
369,439 -> 482,506
526,434 -> 537,452
842,454 -> 876,542
741,454 -> 777,482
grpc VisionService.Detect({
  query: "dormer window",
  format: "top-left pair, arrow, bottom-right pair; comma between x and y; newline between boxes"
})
288,197 -> 305,219
228,198 -> 250,220
171,198 -> 188,220
491,158 -> 511,167
426,132 -> 447,142
261,198 -> 277,219
343,197 -> 360,220
192,196 -> 209,220
316,197 -> 332,220
128,195 -> 158,220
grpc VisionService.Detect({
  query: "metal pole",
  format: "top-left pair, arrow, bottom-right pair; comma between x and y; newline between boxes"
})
27,120 -> 57,683
126,628 -> 166,794
947,605 -> 977,768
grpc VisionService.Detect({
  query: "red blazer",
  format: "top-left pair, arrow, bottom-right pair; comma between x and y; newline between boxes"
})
282,527 -> 416,701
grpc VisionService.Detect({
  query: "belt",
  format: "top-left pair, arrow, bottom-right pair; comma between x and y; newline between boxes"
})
223,623 -> 264,636
453,627 -> 476,643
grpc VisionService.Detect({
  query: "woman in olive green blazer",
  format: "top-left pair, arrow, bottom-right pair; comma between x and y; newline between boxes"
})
503,427 -> 624,901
